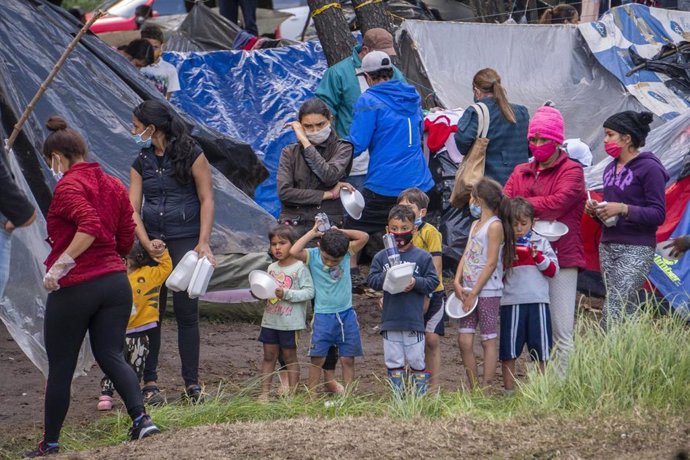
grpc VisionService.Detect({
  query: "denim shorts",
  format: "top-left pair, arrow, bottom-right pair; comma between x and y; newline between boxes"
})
309,308 -> 363,357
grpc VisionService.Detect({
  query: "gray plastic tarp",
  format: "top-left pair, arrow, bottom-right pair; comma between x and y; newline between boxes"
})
398,20 -> 651,163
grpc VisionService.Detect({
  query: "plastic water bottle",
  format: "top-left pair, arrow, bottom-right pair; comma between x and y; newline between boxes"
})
383,233 -> 401,266
315,213 -> 331,233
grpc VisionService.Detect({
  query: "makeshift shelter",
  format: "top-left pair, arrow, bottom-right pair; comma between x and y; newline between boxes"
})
0,0 -> 275,376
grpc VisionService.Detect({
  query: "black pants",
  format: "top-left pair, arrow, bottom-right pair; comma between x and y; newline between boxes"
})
44,272 -> 144,443
143,237 -> 200,387
218,0 -> 258,35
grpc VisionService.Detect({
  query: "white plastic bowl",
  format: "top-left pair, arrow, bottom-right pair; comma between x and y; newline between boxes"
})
248,270 -> 278,300
656,240 -> 680,261
445,289 -> 478,319
383,262 -> 416,294
340,188 -> 365,220
533,220 -> 569,242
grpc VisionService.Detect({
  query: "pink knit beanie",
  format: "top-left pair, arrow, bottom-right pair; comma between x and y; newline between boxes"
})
527,106 -> 564,144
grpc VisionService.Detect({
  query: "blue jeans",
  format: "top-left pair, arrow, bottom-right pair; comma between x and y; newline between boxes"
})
0,229 -> 11,297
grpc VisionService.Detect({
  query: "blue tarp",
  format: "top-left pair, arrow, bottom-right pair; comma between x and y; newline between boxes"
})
168,41 -> 328,216
649,203 -> 690,321
578,5 -> 690,120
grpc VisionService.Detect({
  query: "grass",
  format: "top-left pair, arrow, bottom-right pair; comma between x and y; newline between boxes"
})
63,0 -> 102,11
7,305 -> 690,457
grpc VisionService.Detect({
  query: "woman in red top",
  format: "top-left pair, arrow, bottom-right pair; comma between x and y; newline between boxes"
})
27,117 -> 159,457
504,106 -> 586,377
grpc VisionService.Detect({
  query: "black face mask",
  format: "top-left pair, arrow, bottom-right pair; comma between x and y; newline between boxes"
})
392,231 -> 413,247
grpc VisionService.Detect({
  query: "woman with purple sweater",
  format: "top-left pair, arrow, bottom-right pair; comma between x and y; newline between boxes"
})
585,111 -> 668,330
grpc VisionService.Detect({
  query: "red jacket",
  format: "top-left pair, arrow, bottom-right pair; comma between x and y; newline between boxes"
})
45,162 -> 135,288
504,152 -> 586,270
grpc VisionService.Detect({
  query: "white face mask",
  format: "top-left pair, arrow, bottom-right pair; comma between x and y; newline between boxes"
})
51,155 -> 64,181
305,124 -> 332,145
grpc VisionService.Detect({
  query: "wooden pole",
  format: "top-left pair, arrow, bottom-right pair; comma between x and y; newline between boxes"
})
5,11 -> 104,153
308,0 -> 356,66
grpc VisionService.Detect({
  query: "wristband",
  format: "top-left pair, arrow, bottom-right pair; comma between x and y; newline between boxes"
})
331,190 -> 337,200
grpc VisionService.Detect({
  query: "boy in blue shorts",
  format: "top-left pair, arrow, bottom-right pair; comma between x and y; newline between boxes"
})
291,224 -> 369,393
500,198 -> 558,391
397,187 -> 445,389
367,205 -> 439,395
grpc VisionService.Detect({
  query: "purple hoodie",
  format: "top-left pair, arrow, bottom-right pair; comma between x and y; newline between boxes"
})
601,151 -> 669,247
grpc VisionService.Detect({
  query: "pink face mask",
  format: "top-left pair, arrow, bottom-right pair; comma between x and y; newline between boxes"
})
604,142 -> 622,159
529,142 -> 557,163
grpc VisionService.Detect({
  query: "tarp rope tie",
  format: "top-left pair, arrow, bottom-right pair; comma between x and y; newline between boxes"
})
311,2 -> 342,17
354,0 -> 384,9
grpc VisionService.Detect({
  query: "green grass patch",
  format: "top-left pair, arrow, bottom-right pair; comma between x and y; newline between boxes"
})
8,305 -> 690,457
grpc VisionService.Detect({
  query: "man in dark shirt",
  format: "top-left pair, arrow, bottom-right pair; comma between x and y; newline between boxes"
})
0,149 -> 37,295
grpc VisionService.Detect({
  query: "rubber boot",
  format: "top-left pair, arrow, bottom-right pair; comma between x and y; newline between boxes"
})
387,369 -> 406,396
411,371 -> 431,396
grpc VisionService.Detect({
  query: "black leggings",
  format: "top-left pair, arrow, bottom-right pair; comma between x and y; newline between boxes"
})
44,272 -> 144,443
143,237 -> 200,386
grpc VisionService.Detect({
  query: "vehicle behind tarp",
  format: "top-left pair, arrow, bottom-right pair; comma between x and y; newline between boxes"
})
398,19 -> 651,165
578,4 -> 690,120
0,0 -> 274,376
167,40 -> 327,217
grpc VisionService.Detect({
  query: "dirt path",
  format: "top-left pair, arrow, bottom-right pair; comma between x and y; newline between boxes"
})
57,415 -> 690,459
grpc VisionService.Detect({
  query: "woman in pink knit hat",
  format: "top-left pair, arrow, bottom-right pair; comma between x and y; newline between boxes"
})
504,105 -> 586,377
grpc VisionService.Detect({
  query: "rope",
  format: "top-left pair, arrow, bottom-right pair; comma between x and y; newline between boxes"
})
311,2 -> 342,18
354,0 -> 384,10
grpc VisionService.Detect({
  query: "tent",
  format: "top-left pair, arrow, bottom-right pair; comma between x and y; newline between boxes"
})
0,0 -> 275,376
397,19 -> 652,165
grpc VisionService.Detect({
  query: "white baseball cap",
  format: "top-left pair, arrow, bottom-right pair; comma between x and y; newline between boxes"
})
357,50 -> 393,75
563,138 -> 593,167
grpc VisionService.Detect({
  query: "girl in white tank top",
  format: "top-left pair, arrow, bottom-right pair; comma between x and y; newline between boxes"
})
453,178 -> 514,389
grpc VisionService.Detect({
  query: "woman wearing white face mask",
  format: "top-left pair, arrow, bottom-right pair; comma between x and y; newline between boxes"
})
277,98 -> 354,236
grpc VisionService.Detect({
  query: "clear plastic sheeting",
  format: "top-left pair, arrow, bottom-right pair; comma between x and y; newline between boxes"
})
398,20 -> 650,164
0,150 -> 94,379
585,110 -> 690,190
166,41 -> 328,217
0,1 -> 274,254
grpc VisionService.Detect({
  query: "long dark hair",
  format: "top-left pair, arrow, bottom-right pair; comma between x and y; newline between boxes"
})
133,100 -> 196,184
471,177 -> 515,269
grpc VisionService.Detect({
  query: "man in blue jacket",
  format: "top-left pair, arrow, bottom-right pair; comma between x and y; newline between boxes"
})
316,28 -> 405,193
345,51 -> 435,268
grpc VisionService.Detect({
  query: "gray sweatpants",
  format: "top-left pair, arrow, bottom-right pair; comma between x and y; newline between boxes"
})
599,242 -> 655,331
548,267 -> 578,377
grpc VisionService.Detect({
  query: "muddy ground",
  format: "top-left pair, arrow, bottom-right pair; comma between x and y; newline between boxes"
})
5,291 -> 682,460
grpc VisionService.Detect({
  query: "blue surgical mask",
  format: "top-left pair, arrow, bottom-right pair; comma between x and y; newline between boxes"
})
414,216 -> 423,227
132,126 -> 153,149
469,203 -> 481,218
51,156 -> 64,182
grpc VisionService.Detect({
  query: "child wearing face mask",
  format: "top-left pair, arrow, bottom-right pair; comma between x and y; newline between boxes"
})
396,188 -> 445,389
454,177 -> 515,390
367,205 -> 439,395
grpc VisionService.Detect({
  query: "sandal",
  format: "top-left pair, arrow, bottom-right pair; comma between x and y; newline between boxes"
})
182,384 -> 205,404
142,385 -> 166,406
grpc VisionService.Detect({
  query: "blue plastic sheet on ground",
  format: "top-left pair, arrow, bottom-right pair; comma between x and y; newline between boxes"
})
649,204 -> 690,321
578,5 -> 690,120
167,41 -> 328,217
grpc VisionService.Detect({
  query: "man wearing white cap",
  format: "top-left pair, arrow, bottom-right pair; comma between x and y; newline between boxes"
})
316,29 -> 406,194
344,51 -> 434,251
